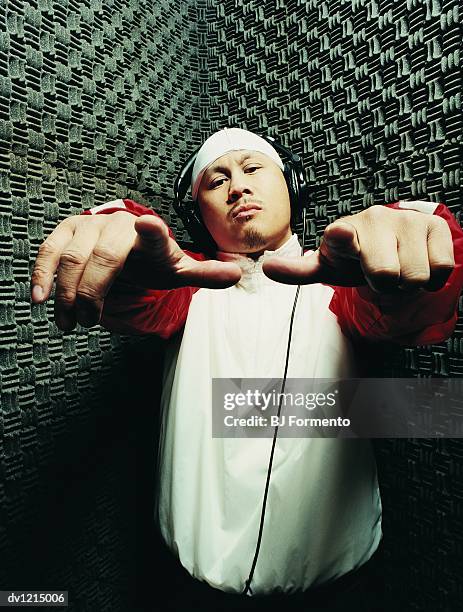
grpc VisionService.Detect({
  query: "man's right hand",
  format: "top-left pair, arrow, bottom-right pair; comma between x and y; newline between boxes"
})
30,212 -> 241,331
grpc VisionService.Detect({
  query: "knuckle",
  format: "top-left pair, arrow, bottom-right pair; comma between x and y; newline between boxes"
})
60,249 -> 87,268
38,239 -> 59,257
400,271 -> 430,286
432,260 -> 454,274
31,264 -> 49,283
366,267 -> 400,291
364,205 -> 385,221
91,245 -> 122,269
112,210 -> 135,223
76,287 -> 103,306
60,215 -> 76,227
429,215 -> 447,228
401,209 -> 419,220
430,216 -> 452,237
368,265 -> 400,280
55,287 -> 76,308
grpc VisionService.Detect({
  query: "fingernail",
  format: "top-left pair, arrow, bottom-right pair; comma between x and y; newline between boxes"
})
32,285 -> 44,302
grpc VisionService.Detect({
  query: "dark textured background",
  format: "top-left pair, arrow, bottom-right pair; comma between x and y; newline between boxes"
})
0,0 -> 462,610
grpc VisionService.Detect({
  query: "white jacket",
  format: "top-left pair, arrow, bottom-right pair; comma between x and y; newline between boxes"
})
157,234 -> 382,594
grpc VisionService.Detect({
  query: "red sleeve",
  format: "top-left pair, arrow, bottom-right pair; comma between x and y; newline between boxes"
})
81,198 -> 204,338
328,202 -> 463,346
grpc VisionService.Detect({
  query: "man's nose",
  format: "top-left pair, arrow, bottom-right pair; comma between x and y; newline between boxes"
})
227,177 -> 252,204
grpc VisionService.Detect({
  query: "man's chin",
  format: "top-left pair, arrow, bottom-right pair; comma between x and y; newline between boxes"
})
240,226 -> 269,252
216,220 -> 290,254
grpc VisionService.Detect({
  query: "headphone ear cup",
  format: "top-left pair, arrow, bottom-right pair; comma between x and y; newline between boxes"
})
283,163 -> 301,224
189,201 -> 217,254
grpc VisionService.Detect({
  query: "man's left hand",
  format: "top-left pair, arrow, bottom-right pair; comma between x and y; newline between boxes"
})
262,205 -> 455,292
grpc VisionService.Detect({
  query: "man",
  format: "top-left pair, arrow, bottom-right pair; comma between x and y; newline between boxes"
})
31,128 -> 463,610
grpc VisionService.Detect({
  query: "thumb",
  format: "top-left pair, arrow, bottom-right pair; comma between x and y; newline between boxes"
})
133,215 -> 176,261
262,252 -> 324,285
176,259 -> 242,289
132,215 -> 241,289
322,220 -> 361,260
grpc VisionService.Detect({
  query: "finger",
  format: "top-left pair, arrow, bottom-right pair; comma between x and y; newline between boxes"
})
358,228 -> 400,293
426,217 -> 455,291
73,213 -> 138,328
31,218 -> 76,302
176,259 -> 242,289
264,221 -> 361,286
263,253 -> 322,285
132,215 -> 241,289
54,220 -> 102,331
321,221 -> 361,259
396,227 -> 430,291
133,215 -> 179,264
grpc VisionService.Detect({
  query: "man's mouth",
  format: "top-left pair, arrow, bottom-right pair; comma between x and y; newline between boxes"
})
232,203 -> 263,220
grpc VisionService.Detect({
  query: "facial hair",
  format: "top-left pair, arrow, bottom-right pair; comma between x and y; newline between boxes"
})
242,226 -> 267,250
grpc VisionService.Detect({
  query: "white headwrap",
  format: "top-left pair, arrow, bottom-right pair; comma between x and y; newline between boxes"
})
190,127 -> 285,200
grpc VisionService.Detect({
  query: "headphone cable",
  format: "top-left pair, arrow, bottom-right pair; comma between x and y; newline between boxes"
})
242,207 -> 308,595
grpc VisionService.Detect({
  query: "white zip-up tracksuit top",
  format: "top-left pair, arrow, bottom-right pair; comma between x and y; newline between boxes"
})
157,235 -> 382,594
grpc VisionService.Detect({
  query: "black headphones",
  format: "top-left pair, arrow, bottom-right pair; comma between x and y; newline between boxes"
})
172,134 -> 310,253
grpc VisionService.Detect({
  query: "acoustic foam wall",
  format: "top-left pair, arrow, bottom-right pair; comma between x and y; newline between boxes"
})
0,1 -> 209,609
0,0 -> 462,610
205,0 -> 462,610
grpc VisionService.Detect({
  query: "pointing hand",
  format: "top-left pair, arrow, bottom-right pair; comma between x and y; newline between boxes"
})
263,206 -> 454,293
31,212 -> 241,330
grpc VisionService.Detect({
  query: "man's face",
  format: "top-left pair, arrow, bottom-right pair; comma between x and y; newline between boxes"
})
196,150 -> 292,254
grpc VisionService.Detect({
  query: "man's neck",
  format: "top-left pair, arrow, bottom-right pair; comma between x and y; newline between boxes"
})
234,229 -> 294,260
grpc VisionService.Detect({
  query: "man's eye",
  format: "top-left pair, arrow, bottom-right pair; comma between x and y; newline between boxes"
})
210,178 -> 226,189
